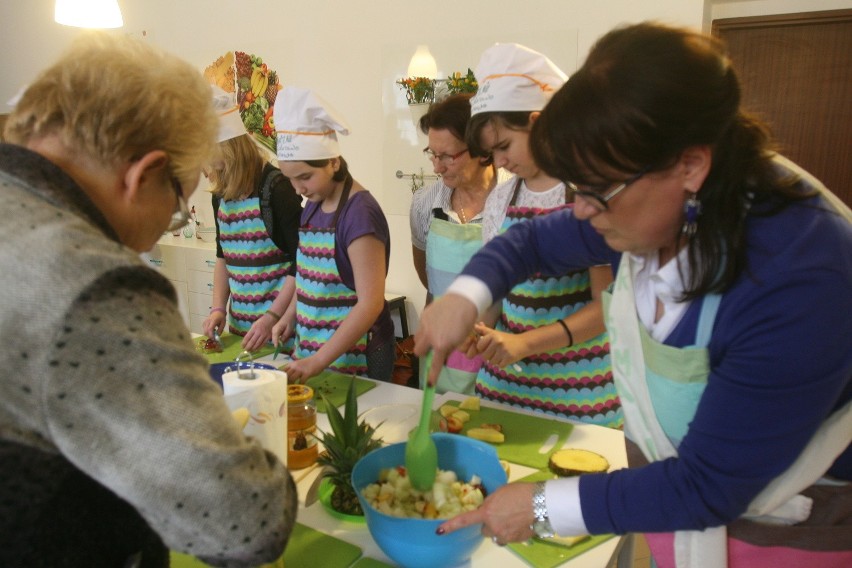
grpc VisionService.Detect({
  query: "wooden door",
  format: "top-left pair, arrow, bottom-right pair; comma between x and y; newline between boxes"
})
713,10 -> 852,207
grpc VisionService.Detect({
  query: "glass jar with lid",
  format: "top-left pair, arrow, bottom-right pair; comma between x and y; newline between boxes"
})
287,384 -> 318,469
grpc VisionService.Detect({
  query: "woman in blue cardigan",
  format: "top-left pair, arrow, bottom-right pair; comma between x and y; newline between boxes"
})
417,22 -> 852,567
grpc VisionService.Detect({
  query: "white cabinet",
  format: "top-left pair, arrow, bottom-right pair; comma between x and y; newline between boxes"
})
142,235 -> 217,334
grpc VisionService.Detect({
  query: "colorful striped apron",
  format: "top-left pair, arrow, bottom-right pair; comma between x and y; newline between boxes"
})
423,213 -> 485,394
294,178 -> 369,375
217,194 -> 291,337
475,180 -> 622,427
606,252 -> 852,568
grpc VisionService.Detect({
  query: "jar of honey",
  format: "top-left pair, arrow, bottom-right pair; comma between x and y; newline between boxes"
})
287,384 -> 318,469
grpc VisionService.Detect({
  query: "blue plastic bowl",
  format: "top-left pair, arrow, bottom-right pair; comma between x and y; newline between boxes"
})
208,361 -> 279,391
351,433 -> 507,568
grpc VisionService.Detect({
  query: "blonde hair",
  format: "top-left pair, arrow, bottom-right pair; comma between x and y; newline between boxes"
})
207,134 -> 265,200
3,31 -> 218,186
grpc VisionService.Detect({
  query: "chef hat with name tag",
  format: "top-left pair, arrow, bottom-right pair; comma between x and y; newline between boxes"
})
211,86 -> 246,142
470,43 -> 567,116
273,86 -> 350,161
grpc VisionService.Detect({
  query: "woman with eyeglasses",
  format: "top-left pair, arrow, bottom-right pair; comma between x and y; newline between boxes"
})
416,23 -> 852,565
0,33 -> 297,566
409,93 -> 510,393
201,89 -> 302,353
464,43 -> 621,428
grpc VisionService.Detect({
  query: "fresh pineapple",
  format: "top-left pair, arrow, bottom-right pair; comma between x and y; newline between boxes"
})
315,377 -> 382,516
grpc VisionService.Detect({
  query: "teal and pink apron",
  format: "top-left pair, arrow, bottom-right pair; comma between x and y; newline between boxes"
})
294,178 -> 369,375
605,252 -> 852,568
476,180 -> 622,427
217,195 -> 291,337
423,213 -> 485,394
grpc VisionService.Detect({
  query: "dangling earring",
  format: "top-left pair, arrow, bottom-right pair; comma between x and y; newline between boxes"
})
682,194 -> 702,237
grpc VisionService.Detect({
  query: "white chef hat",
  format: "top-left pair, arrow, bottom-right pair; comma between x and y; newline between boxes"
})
470,43 -> 567,116
273,86 -> 350,161
211,86 -> 246,142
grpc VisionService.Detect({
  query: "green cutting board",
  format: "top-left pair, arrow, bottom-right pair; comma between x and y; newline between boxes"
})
507,470 -> 614,568
350,557 -> 395,568
170,522 -> 362,568
441,401 -> 573,469
307,370 -> 377,413
199,333 -> 276,364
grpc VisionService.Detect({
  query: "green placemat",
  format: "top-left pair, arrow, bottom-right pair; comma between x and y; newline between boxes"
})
198,333 -> 276,364
283,522 -> 363,568
350,557 -> 395,568
441,401 -> 574,469
170,522 -> 362,568
507,470 -> 614,568
307,370 -> 377,412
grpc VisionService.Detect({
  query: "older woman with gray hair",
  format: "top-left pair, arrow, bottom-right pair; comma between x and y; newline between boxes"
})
1,33 -> 296,567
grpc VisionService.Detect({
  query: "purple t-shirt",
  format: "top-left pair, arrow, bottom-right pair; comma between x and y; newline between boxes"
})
300,190 -> 394,346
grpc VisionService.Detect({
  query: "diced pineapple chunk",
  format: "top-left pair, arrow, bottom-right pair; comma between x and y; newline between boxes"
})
458,396 -> 480,411
451,410 -> 470,423
467,427 -> 505,444
231,407 -> 250,429
439,404 -> 459,418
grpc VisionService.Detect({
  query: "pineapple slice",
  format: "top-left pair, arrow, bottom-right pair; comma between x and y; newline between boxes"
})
439,404 -> 459,418
459,396 -> 481,411
548,449 -> 609,476
451,410 -> 471,423
231,407 -> 250,429
467,427 -> 505,444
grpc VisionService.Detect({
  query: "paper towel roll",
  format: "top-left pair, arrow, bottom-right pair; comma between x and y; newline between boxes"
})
222,367 -> 289,466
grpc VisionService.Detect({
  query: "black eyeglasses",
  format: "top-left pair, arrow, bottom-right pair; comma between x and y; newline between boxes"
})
423,147 -> 469,166
166,176 -> 191,232
567,169 -> 649,211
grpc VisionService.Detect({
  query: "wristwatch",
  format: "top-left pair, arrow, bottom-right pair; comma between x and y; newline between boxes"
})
531,481 -> 555,538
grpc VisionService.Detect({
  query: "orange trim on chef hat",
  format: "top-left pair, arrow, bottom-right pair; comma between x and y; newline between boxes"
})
470,43 -> 567,115
273,86 -> 350,161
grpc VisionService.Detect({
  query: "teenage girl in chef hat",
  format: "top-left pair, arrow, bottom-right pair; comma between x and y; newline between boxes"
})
463,43 -> 622,427
270,87 -> 395,383
202,87 -> 302,352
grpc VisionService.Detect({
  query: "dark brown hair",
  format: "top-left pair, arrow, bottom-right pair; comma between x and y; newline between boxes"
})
304,156 -> 350,182
531,22 -> 809,298
466,111 -> 533,159
419,93 -> 491,163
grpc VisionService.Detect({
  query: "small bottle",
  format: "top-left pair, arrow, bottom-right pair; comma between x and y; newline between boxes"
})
287,384 -> 318,469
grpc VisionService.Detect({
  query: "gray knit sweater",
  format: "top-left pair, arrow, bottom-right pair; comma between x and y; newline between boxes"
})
0,143 -> 297,567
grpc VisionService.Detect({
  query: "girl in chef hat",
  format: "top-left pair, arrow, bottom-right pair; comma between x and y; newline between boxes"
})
270,87 -> 395,383
202,87 -> 303,352
464,43 -> 622,428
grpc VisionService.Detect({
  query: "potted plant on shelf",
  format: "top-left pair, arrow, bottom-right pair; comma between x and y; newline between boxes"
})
445,68 -> 478,95
312,378 -> 382,517
396,76 -> 436,105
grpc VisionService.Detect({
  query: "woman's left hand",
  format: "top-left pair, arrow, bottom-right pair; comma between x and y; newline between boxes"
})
474,322 -> 530,368
437,482 -> 537,544
283,356 -> 323,384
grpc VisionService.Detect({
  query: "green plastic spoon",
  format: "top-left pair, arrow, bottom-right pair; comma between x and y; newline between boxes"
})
405,351 -> 438,491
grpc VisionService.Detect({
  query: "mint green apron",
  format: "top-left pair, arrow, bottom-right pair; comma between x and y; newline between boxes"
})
605,252 -> 852,568
422,216 -> 484,394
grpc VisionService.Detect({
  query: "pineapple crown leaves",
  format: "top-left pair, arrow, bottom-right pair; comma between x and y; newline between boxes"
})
316,377 -> 383,474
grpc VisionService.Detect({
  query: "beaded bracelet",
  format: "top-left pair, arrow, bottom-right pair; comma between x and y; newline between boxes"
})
209,307 -> 226,315
556,319 -> 574,348
265,309 -> 282,321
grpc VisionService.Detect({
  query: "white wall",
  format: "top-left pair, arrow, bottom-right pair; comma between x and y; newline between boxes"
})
2,0 -> 843,332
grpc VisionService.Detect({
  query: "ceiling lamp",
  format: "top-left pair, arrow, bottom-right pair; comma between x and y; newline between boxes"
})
55,0 -> 124,29
407,45 -> 438,79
